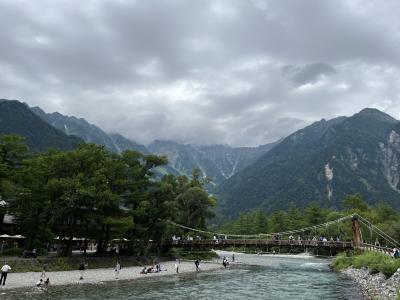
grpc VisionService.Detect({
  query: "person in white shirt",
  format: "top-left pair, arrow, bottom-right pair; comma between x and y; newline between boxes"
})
115,261 -> 121,279
1,263 -> 11,285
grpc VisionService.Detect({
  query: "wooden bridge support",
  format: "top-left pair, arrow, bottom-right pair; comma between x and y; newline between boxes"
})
352,215 -> 362,248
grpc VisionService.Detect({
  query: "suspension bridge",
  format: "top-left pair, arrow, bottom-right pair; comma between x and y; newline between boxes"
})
163,214 -> 399,255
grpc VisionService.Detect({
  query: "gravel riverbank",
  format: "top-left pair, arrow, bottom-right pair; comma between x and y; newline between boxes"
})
0,260 -> 221,291
342,267 -> 400,300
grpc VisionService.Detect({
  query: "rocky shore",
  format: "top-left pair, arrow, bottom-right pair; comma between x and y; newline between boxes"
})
342,267 -> 400,300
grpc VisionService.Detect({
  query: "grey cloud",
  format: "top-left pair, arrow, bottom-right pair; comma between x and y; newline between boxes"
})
1,0 -> 400,146
282,63 -> 337,86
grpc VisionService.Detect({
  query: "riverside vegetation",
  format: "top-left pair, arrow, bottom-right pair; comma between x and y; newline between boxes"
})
332,251 -> 400,278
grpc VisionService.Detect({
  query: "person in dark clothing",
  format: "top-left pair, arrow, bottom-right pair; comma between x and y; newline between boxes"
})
394,248 -> 400,259
195,259 -> 200,271
79,262 -> 87,280
1,263 -> 11,285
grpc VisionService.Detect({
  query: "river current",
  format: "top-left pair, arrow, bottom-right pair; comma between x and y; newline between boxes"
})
1,252 -> 364,300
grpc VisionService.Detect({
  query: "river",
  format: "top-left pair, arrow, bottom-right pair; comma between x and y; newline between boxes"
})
1,252 -> 363,300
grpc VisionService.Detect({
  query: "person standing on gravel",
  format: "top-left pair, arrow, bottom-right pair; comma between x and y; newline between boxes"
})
175,259 -> 179,273
115,261 -> 121,279
79,262 -> 88,280
1,262 -> 11,285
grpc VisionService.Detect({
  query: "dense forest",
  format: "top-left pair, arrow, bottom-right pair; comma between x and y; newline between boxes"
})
0,134 -> 216,256
219,194 -> 400,245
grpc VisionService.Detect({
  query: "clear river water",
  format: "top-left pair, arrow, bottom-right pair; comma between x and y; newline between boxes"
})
1,252 -> 364,300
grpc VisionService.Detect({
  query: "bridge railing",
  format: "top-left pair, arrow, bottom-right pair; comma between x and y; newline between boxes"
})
360,243 -> 393,255
165,239 -> 354,248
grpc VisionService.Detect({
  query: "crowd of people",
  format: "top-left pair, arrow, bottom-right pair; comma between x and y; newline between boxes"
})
171,235 -> 202,244
140,262 -> 162,274
285,235 -> 341,246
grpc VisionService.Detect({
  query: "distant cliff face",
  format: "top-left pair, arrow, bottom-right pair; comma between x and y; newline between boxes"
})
148,140 -> 279,185
216,109 -> 400,218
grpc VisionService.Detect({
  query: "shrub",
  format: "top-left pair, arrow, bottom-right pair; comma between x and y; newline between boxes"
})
331,253 -> 353,271
352,252 -> 400,278
334,251 -> 400,278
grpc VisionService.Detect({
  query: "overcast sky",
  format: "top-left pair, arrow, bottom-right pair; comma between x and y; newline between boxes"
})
1,0 -> 400,146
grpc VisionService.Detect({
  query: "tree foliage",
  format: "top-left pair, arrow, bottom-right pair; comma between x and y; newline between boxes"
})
0,135 -> 216,255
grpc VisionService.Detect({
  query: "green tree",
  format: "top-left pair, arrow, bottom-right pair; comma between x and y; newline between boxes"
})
343,193 -> 369,212
304,202 -> 325,226
176,187 -> 216,229
0,135 -> 28,199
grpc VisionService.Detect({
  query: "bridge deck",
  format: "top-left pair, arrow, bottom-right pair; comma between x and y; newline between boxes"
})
165,239 -> 354,249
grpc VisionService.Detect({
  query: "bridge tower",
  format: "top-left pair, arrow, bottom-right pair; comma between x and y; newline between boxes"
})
351,215 -> 362,248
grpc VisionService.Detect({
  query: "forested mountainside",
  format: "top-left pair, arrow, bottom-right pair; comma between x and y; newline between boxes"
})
216,108 -> 400,219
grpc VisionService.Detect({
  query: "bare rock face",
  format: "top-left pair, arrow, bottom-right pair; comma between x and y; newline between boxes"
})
379,130 -> 400,192
148,140 -> 279,185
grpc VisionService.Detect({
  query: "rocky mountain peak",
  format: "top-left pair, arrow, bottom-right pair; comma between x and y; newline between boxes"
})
355,108 -> 397,124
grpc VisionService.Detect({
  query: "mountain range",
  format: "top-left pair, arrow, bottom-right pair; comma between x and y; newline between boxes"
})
2,98 -> 400,219
31,106 -> 149,154
31,105 -> 275,184
0,99 -> 274,186
216,108 -> 400,218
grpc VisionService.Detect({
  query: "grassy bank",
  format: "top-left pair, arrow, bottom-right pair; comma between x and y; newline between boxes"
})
332,251 -> 400,278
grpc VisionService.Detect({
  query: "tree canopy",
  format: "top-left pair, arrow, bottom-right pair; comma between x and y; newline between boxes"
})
0,135 -> 216,255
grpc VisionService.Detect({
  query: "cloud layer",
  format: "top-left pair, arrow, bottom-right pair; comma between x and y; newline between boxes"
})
1,0 -> 400,146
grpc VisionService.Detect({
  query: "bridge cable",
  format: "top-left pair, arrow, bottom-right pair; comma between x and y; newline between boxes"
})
357,218 -> 399,248
165,215 -> 353,239
165,214 -> 399,249
356,214 -> 400,248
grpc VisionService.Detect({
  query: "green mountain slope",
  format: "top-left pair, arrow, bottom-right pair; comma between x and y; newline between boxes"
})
216,108 -> 400,219
0,99 -> 82,151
